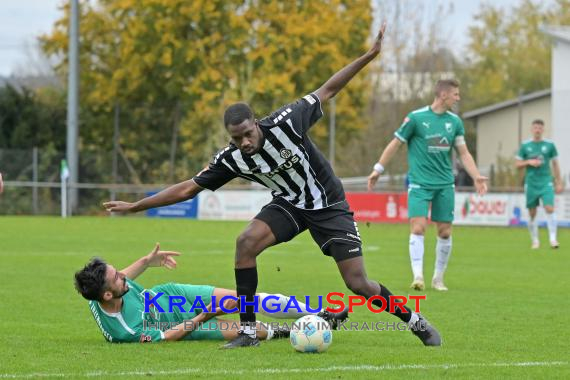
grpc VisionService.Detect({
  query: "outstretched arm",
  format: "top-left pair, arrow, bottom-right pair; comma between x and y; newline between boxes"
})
314,23 -> 386,103
120,243 -> 180,280
103,179 -> 203,213
456,144 -> 488,195
367,138 -> 402,191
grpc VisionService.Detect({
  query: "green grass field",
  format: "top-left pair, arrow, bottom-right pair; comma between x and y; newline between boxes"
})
1,216 -> 569,379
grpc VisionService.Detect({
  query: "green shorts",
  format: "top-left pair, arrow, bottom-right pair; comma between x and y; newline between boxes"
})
525,182 -> 555,209
152,283 -> 225,340
408,185 -> 455,223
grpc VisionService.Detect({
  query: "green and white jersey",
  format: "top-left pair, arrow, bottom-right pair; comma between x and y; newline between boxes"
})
516,139 -> 558,187
88,279 -> 194,343
395,106 -> 465,188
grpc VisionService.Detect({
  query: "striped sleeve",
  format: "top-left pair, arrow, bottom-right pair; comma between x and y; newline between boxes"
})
193,147 -> 238,191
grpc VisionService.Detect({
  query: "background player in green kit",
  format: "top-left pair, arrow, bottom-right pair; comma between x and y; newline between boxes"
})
367,79 -> 487,292
74,243 -> 347,343
515,119 -> 563,249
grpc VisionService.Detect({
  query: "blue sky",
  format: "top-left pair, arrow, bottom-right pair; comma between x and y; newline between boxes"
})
0,0 -> 543,76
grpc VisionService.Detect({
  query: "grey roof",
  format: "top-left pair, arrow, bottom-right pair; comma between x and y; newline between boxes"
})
463,89 -> 551,119
540,25 -> 570,44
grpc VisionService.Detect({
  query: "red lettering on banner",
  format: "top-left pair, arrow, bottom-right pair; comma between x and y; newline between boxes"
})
469,196 -> 507,216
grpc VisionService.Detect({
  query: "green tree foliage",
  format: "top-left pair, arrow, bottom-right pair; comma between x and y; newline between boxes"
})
459,0 -> 570,110
40,0 -> 373,182
0,85 -> 66,151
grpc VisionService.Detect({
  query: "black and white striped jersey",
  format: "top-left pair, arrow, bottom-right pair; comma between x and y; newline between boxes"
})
193,93 -> 345,210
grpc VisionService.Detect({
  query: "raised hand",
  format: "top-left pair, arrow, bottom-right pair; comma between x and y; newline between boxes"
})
146,243 -> 180,269
368,22 -> 387,56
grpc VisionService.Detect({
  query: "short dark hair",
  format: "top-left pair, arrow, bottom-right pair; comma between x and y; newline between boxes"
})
74,258 -> 108,301
435,79 -> 460,96
224,103 -> 254,128
532,119 -> 544,126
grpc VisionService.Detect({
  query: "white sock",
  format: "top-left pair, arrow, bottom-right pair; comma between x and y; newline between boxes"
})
434,237 -> 452,280
258,293 -> 314,319
408,312 -> 420,327
547,213 -> 557,242
409,234 -> 425,279
528,219 -> 539,242
264,323 -> 274,340
242,324 -> 256,338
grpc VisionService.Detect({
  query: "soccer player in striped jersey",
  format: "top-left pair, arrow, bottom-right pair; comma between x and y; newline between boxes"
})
104,23 -> 443,348
515,119 -> 563,249
368,79 -> 488,292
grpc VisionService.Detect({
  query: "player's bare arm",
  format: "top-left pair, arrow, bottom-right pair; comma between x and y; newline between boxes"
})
551,159 -> 563,193
314,22 -> 386,102
103,179 -> 203,213
120,243 -> 180,280
367,137 -> 402,191
515,158 -> 541,168
455,144 -> 488,195
0,172 -> 3,194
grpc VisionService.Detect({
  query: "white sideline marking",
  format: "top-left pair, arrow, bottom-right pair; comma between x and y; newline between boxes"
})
1,361 -> 568,378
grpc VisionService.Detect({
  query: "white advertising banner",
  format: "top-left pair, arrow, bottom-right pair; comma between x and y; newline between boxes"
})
454,192 -> 570,227
198,190 -> 273,221
454,193 -> 510,226
196,190 -> 570,226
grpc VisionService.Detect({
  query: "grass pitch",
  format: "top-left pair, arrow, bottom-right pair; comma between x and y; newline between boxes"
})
0,216 -> 568,379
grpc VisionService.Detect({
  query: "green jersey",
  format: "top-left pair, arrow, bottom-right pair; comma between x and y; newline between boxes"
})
516,139 -> 558,187
88,279 -> 200,343
395,106 -> 465,188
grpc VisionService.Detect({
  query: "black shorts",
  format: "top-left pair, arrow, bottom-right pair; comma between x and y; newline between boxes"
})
254,197 -> 362,262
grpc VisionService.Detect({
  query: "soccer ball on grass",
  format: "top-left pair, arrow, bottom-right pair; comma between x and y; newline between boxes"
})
289,315 -> 332,353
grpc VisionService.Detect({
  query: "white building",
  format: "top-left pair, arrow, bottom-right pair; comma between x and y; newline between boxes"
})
463,25 -> 570,186
541,26 -> 570,187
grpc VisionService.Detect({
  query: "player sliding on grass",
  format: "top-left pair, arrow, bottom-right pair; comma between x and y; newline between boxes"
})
104,22 -> 442,348
74,243 -> 348,343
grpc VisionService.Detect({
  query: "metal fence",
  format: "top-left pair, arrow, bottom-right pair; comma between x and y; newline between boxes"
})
1,147 -> 529,216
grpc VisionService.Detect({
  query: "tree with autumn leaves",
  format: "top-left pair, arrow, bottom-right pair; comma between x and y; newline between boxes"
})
40,0 -> 373,183
29,0 -> 570,185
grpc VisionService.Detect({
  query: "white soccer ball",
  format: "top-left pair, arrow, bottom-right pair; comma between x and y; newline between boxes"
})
289,315 -> 332,353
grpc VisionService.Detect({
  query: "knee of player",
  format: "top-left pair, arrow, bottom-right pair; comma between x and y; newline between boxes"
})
343,276 -> 370,296
410,224 -> 426,235
236,231 -> 263,254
